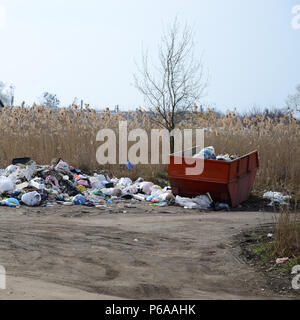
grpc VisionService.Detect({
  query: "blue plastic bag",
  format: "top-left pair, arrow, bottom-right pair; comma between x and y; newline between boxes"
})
5,198 -> 20,208
72,194 -> 86,205
126,161 -> 134,171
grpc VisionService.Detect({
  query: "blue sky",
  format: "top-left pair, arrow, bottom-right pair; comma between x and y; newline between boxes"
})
0,0 -> 299,112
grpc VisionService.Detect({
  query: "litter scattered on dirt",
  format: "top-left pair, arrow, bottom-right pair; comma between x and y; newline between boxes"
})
237,226 -> 300,298
263,192 -> 292,206
0,155 -> 292,213
0,157 -> 222,211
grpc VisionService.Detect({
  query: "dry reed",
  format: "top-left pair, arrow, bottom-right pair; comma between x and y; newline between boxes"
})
0,105 -> 299,193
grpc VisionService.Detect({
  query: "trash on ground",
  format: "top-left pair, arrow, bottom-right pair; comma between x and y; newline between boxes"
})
21,191 -> 41,207
263,192 -> 291,206
276,257 -> 289,264
212,202 -> 230,211
175,195 -> 212,210
0,156 -> 236,211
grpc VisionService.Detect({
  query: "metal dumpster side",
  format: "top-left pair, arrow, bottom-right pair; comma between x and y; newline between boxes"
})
168,150 -> 259,207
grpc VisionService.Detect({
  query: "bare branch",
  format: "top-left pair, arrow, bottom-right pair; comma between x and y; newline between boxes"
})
134,19 -> 208,133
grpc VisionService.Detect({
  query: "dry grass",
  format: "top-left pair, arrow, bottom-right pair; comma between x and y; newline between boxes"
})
273,206 -> 300,261
185,109 -> 300,193
0,105 -> 300,193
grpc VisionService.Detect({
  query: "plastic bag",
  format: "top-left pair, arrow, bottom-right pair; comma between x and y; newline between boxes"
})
23,161 -> 36,181
126,161 -> 134,171
76,179 -> 89,187
133,194 -> 146,201
45,176 -> 60,188
175,196 -> 199,209
175,195 -> 211,210
193,146 -> 216,160
192,195 -> 212,209
0,177 -> 15,193
4,165 -> 17,176
139,181 -> 154,195
8,161 -> 36,182
90,176 -> 107,189
150,185 -> 162,195
5,198 -> 20,207
122,185 -> 138,195
101,188 -> 122,197
117,178 -> 133,188
93,174 -> 107,182
55,160 -> 71,173
159,192 -> 175,204
21,191 -> 41,206
29,177 -> 46,190
263,191 -> 291,206
72,194 -> 86,205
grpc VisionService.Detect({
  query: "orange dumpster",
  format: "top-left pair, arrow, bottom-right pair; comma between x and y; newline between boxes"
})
168,149 -> 259,207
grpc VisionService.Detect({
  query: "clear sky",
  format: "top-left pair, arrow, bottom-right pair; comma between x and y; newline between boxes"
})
0,0 -> 299,112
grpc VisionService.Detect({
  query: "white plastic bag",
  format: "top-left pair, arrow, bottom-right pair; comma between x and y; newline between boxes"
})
133,194 -> 146,201
0,177 -> 15,193
192,195 -> 212,210
21,191 -> 41,206
175,196 -> 199,209
23,161 -> 36,181
101,188 -> 122,197
263,191 -> 291,206
117,177 -> 133,188
29,177 -> 45,190
175,195 -> 211,210
122,185 -> 139,195
93,174 -> 107,182
89,176 -> 106,189
139,181 -> 154,195
159,192 -> 176,204
8,161 -> 36,182
150,185 -> 162,195
4,165 -> 17,176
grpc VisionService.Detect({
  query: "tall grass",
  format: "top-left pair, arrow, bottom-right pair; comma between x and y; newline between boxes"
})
0,105 -> 300,193
273,206 -> 300,261
185,109 -> 300,193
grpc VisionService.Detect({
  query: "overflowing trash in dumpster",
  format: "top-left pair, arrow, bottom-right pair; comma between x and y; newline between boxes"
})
192,146 -> 239,161
0,147 -> 268,211
169,147 -> 260,207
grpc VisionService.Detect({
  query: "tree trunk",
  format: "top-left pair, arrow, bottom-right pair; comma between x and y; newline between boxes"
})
170,133 -> 175,154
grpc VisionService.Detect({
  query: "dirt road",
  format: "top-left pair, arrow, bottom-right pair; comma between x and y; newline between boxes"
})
0,204 -> 297,300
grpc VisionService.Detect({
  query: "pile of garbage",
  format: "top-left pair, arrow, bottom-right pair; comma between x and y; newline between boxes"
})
193,146 -> 239,161
263,191 -> 291,206
0,158 -> 214,210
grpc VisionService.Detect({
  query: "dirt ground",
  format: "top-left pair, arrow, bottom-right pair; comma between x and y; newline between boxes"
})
0,202 -> 298,300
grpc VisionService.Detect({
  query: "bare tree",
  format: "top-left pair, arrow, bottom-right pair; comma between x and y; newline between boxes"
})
134,19 -> 208,152
40,92 -> 60,110
286,84 -> 300,113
